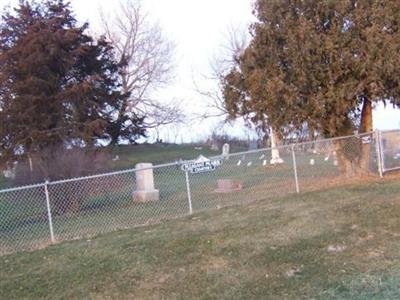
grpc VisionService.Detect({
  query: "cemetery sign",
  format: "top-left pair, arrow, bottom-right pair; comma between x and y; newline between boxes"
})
181,155 -> 223,174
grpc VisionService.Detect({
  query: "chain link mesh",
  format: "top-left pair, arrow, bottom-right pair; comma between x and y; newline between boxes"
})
0,130 -> 398,255
380,130 -> 400,172
0,184 -> 51,254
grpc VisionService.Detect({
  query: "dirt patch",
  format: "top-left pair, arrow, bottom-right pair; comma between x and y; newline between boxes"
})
202,256 -> 228,273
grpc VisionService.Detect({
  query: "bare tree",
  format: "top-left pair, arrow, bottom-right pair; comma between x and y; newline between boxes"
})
100,0 -> 185,143
194,24 -> 249,120
195,25 -> 285,163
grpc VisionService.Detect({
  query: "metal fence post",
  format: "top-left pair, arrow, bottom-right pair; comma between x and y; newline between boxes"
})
185,171 -> 193,214
375,130 -> 383,178
378,130 -> 386,173
291,145 -> 300,193
44,181 -> 55,243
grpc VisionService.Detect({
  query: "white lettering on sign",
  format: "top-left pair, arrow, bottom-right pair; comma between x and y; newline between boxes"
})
361,136 -> 371,144
181,159 -> 223,174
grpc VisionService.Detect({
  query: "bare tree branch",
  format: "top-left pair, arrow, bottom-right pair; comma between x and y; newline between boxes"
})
193,24 -> 249,121
100,0 -> 185,141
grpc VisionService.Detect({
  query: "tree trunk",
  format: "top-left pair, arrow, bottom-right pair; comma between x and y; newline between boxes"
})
336,98 -> 373,178
335,140 -> 362,177
358,98 -> 373,174
270,128 -> 284,165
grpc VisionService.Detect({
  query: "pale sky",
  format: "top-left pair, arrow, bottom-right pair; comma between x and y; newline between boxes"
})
0,0 -> 399,142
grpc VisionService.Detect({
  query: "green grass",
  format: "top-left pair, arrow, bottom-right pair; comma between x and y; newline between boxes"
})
0,143 -> 245,189
0,147 -> 377,255
0,150 -> 345,255
1,178 -> 400,299
0,176 -> 11,190
107,143 -> 248,170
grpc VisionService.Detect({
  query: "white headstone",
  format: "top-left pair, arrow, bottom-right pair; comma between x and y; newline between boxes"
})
133,163 -> 160,202
222,143 -> 230,159
270,129 -> 284,165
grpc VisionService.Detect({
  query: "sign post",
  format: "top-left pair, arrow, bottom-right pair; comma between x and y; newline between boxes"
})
185,170 -> 193,214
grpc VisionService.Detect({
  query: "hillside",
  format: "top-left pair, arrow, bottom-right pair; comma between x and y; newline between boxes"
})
1,178 -> 400,299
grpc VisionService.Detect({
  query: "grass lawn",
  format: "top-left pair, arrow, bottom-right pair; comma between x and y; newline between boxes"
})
1,178 -> 400,299
107,143 -> 248,171
0,176 -> 11,190
1,149 -> 344,255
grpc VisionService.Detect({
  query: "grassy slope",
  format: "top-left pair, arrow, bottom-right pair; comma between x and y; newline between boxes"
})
107,143 -> 247,171
0,150 -> 336,255
0,176 -> 10,190
1,178 -> 400,299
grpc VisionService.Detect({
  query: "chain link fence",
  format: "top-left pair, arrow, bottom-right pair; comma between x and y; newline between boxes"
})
0,130 -> 398,255
379,129 -> 400,173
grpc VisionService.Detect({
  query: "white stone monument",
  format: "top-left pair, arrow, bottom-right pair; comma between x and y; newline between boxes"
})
270,129 -> 284,165
222,143 -> 230,160
133,163 -> 159,202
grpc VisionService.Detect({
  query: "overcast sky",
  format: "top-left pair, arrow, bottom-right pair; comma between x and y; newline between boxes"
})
0,0 -> 399,142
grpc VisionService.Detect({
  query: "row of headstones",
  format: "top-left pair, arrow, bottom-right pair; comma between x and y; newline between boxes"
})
134,145 -> 340,203
221,143 -> 284,164
132,162 -> 243,203
133,144 -> 284,203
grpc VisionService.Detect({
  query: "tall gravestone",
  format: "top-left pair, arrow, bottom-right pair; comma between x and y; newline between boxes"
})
222,143 -> 230,160
133,163 -> 160,202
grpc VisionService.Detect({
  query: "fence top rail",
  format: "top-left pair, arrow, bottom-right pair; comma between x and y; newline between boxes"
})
47,160 -> 193,185
0,182 -> 45,194
212,131 -> 375,160
52,130 -> 373,185
0,129 -> 391,193
380,129 -> 400,134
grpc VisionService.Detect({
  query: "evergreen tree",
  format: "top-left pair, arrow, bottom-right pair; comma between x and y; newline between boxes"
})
0,0 -> 145,177
223,0 -> 400,175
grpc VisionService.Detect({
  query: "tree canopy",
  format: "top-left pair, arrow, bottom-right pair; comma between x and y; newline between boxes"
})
0,0 -> 145,173
223,0 -> 400,137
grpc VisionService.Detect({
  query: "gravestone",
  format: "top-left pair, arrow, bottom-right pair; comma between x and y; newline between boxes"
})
215,179 -> 243,193
133,163 -> 160,202
222,143 -> 230,159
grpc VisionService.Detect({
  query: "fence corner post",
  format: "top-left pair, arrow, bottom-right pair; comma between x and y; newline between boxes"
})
291,145 -> 300,193
185,171 -> 193,214
375,130 -> 384,178
44,180 -> 55,243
